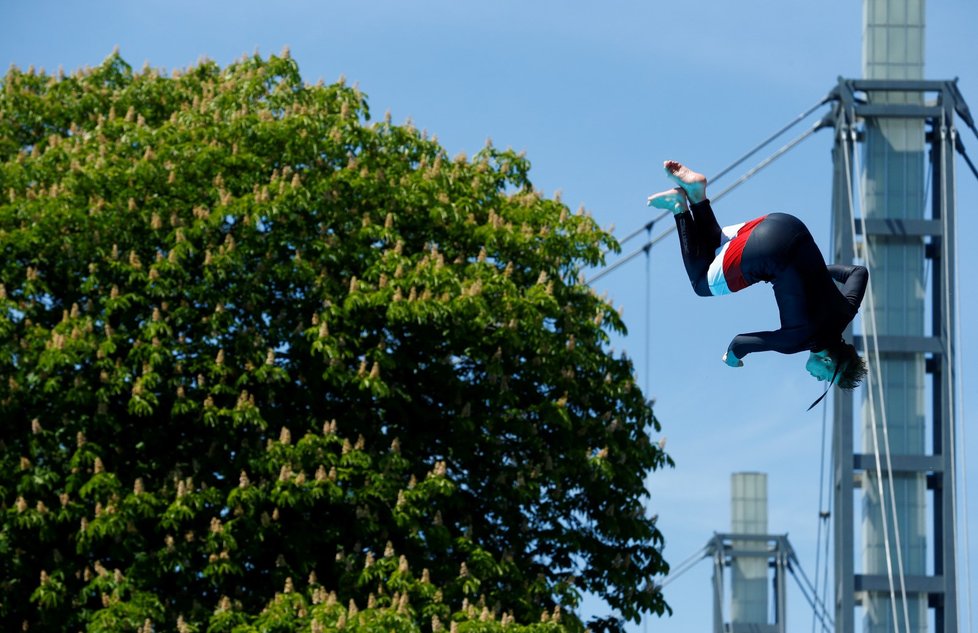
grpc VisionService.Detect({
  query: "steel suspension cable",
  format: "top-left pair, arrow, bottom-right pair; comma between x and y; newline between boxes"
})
949,92 -> 978,604
644,226 -> 652,395
618,212 -> 668,249
950,127 -> 978,631
709,123 -> 822,201
820,438 -> 835,629
943,119 -> 970,633
852,130 -> 914,633
659,544 -> 710,588
709,96 -> 830,183
587,231 -> 666,285
588,121 -> 823,285
840,128 -> 900,627
792,574 -> 833,633
609,97 -> 828,254
843,127 -> 910,633
950,77 -> 978,183
951,127 -> 975,633
811,393 -> 832,633
953,136 -> 978,183
789,551 -> 835,632
814,160 -> 841,633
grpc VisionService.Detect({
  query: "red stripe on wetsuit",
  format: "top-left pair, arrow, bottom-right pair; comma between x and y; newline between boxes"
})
723,215 -> 767,292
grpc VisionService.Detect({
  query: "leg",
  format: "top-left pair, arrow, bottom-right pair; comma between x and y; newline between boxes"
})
674,199 -> 722,297
648,160 -> 720,296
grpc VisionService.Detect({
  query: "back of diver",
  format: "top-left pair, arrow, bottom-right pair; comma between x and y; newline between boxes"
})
675,199 -> 865,357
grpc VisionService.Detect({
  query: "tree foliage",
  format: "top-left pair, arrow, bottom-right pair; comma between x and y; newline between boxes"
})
0,51 -> 672,632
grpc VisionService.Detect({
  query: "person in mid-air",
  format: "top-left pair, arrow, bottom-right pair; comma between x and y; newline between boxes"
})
648,160 -> 868,401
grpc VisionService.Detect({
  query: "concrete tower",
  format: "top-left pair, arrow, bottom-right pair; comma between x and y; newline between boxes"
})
861,1 -> 928,631
731,472 -> 769,626
709,473 -> 793,633
829,0 -> 963,631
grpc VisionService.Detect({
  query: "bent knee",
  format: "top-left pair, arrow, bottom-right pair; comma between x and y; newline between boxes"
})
692,281 -> 713,297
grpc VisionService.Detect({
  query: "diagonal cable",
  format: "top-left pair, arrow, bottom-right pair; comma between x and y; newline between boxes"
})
596,96 -> 830,267
710,95 -> 832,184
789,550 -> 835,632
844,123 -> 911,633
589,122 -> 822,285
950,125 -> 975,633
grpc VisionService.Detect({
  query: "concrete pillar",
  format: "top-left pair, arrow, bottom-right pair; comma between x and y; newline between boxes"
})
861,1 -> 928,632
731,472 -> 769,625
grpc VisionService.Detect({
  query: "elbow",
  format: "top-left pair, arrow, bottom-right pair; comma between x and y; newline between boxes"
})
728,339 -> 746,359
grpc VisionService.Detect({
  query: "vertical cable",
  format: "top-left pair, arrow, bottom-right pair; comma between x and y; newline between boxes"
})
821,443 -> 835,632
950,128 -> 975,633
643,228 -> 652,633
943,118 -> 970,633
812,397 -> 830,633
841,126 -> 903,633
851,128 -> 913,633
644,225 -> 652,398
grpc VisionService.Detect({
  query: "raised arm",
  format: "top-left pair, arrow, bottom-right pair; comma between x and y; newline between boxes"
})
727,327 -> 811,362
827,264 -> 868,309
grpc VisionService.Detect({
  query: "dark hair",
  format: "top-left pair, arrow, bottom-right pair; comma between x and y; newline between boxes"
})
829,341 -> 867,390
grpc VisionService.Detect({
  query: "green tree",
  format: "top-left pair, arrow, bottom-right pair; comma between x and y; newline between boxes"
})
0,51 -> 672,632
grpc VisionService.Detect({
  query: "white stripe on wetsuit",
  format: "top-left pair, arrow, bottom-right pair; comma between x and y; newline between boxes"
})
706,222 -> 745,296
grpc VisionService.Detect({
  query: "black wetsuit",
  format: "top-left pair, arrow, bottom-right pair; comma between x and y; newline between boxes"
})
675,199 -> 868,359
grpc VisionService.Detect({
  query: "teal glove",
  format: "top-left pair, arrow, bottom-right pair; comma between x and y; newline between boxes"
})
722,351 -> 744,368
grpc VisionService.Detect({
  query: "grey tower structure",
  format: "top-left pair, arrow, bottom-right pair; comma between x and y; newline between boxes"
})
828,1 -> 969,632
708,473 -> 793,633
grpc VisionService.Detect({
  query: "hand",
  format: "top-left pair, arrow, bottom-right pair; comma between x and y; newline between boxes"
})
722,351 -> 744,368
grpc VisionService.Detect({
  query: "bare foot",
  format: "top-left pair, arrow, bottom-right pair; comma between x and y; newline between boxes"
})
647,187 -> 687,215
664,160 -> 707,204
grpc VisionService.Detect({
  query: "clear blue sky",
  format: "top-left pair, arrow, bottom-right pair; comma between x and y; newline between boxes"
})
3,2 -> 977,631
